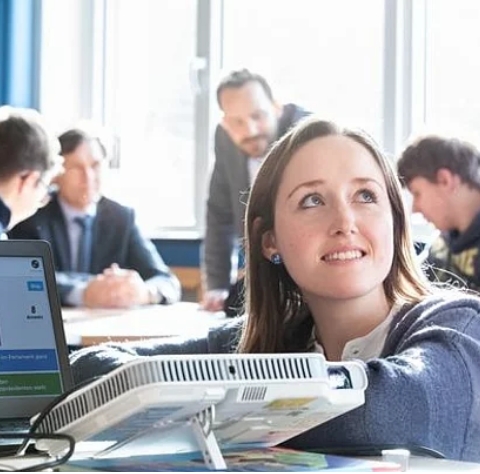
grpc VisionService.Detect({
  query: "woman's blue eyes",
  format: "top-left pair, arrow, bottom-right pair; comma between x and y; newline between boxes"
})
358,189 -> 377,203
300,189 -> 377,208
301,194 -> 323,208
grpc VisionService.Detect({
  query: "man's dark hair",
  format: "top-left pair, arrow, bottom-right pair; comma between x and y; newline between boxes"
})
0,107 -> 58,181
216,69 -> 274,108
397,135 -> 480,190
58,128 -> 107,158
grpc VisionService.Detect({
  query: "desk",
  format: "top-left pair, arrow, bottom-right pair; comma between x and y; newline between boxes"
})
407,456 -> 480,471
62,302 -> 227,346
1,453 -> 479,471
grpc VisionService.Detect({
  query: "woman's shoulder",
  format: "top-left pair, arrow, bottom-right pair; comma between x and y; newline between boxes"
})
207,316 -> 245,353
394,291 -> 480,331
384,291 -> 480,356
407,291 -> 480,315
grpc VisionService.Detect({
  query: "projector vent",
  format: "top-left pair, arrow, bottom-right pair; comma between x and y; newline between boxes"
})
37,354 -> 319,434
241,386 -> 268,402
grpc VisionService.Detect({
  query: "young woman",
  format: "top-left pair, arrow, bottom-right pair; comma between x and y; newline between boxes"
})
70,118 -> 480,461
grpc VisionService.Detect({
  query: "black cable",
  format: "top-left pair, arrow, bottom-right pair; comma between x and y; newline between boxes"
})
0,433 -> 74,472
0,375 -> 100,474
15,376 -> 101,457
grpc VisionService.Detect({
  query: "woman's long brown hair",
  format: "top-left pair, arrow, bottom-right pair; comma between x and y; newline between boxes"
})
237,118 -> 432,353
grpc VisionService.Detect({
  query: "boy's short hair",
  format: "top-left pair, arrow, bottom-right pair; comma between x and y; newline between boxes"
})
0,106 -> 61,182
397,135 -> 480,190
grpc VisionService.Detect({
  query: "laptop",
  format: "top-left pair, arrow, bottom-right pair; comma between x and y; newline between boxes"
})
0,240 -> 72,449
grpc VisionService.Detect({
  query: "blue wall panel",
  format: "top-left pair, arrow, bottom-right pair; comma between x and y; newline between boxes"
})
0,0 -> 40,108
0,0 -> 11,103
153,239 -> 202,267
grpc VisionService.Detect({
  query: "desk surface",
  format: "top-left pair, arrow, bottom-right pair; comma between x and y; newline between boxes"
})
62,302 -> 227,346
1,453 -> 479,472
409,456 -> 480,471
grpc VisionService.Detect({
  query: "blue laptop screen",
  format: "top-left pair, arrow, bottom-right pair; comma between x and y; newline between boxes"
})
0,256 -> 64,418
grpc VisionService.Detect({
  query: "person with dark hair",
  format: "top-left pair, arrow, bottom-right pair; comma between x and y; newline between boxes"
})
0,106 -> 62,232
202,68 -> 310,313
9,127 -> 181,308
70,118 -> 480,461
397,134 -> 480,292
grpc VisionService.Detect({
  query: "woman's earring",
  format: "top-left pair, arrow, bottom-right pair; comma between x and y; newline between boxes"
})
271,253 -> 283,265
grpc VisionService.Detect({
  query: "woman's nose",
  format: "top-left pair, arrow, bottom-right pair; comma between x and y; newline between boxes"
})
328,203 -> 358,236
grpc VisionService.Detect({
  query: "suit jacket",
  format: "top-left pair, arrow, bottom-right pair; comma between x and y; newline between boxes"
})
8,195 -> 181,306
202,103 -> 310,291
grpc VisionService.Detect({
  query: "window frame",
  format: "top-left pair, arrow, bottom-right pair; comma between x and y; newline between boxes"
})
41,0 -> 430,239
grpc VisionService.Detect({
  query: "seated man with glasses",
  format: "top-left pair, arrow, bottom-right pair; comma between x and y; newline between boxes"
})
8,127 -> 181,308
0,106 -> 63,235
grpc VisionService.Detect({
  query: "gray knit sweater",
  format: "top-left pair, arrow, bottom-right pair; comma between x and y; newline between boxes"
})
69,294 -> 480,461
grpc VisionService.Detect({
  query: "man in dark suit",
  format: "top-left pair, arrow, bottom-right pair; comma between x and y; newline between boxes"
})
202,69 -> 309,312
9,128 -> 181,308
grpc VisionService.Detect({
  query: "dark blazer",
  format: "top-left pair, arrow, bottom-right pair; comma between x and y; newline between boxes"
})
202,103 -> 310,291
8,195 -> 181,305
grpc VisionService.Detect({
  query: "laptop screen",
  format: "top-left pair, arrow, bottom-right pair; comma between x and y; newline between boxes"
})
0,241 -> 72,419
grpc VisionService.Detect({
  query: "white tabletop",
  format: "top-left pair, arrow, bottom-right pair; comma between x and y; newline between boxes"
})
62,302 -> 227,346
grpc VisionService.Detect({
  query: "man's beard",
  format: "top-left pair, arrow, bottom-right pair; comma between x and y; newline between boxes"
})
239,135 -> 272,158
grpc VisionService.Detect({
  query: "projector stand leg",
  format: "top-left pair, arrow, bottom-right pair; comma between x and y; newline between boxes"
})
190,407 -> 226,470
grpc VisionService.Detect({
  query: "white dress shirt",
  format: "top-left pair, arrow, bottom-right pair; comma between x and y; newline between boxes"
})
247,156 -> 265,185
313,303 -> 401,361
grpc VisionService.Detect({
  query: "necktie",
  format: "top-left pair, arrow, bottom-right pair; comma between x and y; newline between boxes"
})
74,215 -> 93,273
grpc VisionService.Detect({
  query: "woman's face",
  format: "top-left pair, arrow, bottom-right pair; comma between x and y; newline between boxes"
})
263,135 -> 394,302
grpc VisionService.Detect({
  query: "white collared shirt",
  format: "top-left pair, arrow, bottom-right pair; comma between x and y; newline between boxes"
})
313,303 -> 402,361
247,156 -> 265,185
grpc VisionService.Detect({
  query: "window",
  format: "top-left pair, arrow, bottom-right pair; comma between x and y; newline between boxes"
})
424,0 -> 480,132
404,0 -> 480,241
101,0 -> 205,235
40,0 -> 465,243
100,0 -> 386,237
222,0 -> 385,144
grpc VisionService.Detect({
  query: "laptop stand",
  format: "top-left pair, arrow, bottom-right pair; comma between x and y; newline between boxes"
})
190,406 -> 226,470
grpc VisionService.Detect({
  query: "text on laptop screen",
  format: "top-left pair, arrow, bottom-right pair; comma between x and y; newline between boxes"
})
0,256 -> 64,418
